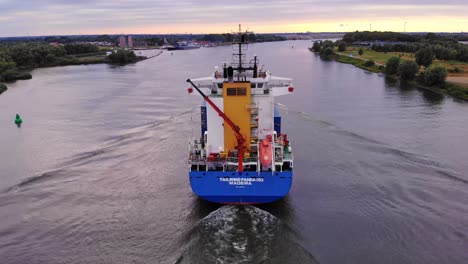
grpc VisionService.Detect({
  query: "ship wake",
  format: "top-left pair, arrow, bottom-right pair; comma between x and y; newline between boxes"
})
175,205 -> 319,264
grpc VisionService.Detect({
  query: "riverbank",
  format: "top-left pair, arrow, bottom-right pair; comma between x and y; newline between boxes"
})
0,83 -> 6,95
385,76 -> 468,101
0,54 -> 107,84
309,48 -> 468,101
334,53 -> 385,73
145,51 -> 163,59
0,50 -> 151,96
1,40 -> 467,264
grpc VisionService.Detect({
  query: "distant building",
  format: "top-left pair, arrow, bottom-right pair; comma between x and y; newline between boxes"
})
132,39 -> 148,47
119,35 -> 133,48
119,36 -> 126,47
127,35 -> 133,48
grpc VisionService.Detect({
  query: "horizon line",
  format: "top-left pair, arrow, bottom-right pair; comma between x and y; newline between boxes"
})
1,31 -> 467,39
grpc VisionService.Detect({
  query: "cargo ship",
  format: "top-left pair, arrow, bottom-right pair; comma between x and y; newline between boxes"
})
187,27 -> 294,204
167,41 -> 200,50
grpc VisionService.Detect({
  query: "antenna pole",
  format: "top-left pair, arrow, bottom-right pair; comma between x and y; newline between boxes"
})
238,24 -> 242,81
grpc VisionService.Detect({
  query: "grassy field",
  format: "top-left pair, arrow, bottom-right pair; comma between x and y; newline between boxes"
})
337,46 -> 468,75
322,46 -> 468,101
334,54 -> 384,73
432,61 -> 468,76
335,47 -> 414,65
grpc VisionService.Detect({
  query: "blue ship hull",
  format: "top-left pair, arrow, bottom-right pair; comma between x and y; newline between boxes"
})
189,171 -> 293,204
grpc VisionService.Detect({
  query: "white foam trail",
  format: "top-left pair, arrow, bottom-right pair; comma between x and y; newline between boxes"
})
177,205 -> 320,264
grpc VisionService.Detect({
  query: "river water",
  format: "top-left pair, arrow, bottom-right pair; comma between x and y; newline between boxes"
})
0,41 -> 467,264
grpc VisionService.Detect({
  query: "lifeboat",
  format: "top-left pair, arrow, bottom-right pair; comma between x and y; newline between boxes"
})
259,138 -> 272,169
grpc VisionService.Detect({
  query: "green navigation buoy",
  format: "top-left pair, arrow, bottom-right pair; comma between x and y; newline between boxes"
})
15,113 -> 22,124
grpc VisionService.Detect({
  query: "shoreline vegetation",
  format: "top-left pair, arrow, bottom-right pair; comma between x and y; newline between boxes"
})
0,32 -> 285,95
310,31 -> 468,101
0,83 -> 6,95
0,43 -> 153,95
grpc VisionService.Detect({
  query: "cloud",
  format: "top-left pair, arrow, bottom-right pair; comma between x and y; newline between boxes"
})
0,0 -> 467,36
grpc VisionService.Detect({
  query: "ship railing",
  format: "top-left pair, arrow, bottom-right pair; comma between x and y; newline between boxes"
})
197,84 -> 215,89
209,93 -> 223,98
226,157 -> 258,163
266,81 -> 291,89
275,151 -> 284,162
189,156 -> 207,162
219,69 -> 268,80
206,157 -> 227,162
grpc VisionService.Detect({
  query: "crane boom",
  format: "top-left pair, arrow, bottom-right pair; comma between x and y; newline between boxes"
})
187,79 -> 246,172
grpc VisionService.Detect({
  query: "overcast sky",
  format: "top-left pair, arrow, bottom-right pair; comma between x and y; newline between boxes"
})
1,0 -> 467,36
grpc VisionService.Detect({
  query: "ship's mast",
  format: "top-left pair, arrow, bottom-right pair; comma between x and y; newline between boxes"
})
238,24 -> 242,79
187,26 -> 262,172
231,24 -> 257,81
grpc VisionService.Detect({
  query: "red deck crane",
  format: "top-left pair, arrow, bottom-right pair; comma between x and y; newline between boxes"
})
187,79 -> 247,172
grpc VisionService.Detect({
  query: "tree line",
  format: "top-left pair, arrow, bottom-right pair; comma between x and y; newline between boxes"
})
0,42 -> 103,69
47,33 -> 286,47
0,42 -> 143,83
107,50 -> 141,64
310,37 -> 468,100
166,33 -> 286,44
343,31 -> 468,62
343,31 -> 468,43
371,42 -> 468,62
63,44 -> 100,55
311,40 -> 450,86
343,31 -> 420,43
